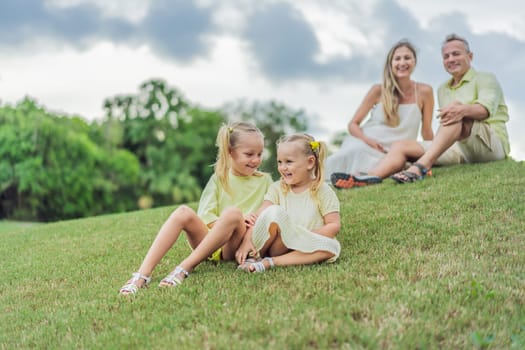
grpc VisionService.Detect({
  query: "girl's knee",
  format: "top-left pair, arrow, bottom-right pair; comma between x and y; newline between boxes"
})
220,206 -> 244,223
171,205 -> 197,222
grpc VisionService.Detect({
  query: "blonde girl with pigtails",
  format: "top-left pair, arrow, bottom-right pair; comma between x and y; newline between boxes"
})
236,133 -> 341,273
120,121 -> 272,295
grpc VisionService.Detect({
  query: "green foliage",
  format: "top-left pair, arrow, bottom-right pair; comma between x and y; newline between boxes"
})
0,98 -> 140,221
0,160 -> 523,349
102,79 -> 225,207
223,100 -> 309,177
1,80 -> 311,221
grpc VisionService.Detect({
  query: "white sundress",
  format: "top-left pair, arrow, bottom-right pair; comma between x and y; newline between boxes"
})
325,85 -> 422,175
252,182 -> 341,263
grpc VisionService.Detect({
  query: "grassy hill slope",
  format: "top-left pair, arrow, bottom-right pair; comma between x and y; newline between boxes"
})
1,160 -> 524,349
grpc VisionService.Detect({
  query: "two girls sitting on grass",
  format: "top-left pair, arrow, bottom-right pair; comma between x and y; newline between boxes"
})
119,125 -> 341,295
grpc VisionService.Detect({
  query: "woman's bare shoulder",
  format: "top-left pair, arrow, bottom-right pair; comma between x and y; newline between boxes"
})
416,82 -> 434,94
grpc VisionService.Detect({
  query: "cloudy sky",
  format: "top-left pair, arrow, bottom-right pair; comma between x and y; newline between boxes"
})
1,0 -> 524,160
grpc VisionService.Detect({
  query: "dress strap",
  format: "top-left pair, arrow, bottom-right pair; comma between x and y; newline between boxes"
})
414,81 -> 418,104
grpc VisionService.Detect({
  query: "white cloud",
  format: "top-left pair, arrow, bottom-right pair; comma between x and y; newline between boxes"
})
0,42 -> 173,119
396,0 -> 525,40
48,0 -> 151,23
1,0 -> 523,160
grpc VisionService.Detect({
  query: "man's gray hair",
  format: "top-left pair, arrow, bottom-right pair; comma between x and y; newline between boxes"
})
442,33 -> 471,53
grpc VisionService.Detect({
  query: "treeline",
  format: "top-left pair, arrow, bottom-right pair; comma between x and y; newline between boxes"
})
0,79 -> 309,222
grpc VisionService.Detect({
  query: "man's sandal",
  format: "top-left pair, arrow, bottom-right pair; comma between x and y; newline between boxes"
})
239,257 -> 275,273
119,272 -> 151,295
159,266 -> 190,287
390,162 -> 430,184
331,172 -> 382,189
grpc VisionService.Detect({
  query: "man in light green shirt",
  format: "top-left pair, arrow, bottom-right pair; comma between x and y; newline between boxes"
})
353,33 -> 511,183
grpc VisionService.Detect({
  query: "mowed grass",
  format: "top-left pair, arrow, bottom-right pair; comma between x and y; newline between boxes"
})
1,160 -> 524,349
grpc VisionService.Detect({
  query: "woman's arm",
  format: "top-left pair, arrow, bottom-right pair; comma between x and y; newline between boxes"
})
419,83 -> 435,141
347,84 -> 382,140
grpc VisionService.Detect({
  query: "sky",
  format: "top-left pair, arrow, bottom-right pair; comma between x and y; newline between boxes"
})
1,0 -> 524,160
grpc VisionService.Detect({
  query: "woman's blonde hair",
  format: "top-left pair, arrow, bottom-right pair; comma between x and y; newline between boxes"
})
276,133 -> 326,198
214,121 -> 264,193
381,39 -> 417,127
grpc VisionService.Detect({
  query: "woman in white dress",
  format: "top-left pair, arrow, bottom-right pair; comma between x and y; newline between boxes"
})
326,40 -> 434,189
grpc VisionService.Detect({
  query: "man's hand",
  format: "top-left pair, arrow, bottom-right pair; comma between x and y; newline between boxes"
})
438,100 -> 466,126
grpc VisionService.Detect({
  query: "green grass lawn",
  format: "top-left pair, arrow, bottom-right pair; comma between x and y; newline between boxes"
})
1,160 -> 524,349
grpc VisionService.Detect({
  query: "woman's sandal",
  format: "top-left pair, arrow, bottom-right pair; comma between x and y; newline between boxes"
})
330,172 -> 382,189
239,257 -> 275,273
119,272 -> 151,296
390,162 -> 430,184
159,266 -> 190,287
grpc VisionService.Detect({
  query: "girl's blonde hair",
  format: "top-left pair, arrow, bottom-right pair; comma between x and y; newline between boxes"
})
214,121 -> 264,193
381,39 -> 417,127
276,133 -> 326,198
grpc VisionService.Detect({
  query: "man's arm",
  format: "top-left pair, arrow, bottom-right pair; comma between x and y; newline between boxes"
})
438,100 -> 489,126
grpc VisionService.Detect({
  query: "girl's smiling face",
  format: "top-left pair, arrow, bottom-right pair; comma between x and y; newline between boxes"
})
277,141 -> 315,191
229,133 -> 264,176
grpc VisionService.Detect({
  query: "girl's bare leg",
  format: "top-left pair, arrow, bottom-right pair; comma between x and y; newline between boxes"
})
164,207 -> 246,283
258,222 -> 290,258
272,250 -> 334,267
243,221 -> 334,271
254,248 -> 334,271
130,205 -> 208,287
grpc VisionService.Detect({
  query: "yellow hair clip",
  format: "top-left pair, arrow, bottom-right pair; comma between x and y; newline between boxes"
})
310,141 -> 320,152
228,127 -> 233,133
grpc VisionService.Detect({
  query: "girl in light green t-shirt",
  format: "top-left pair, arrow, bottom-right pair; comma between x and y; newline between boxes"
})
119,122 -> 272,295
237,133 -> 341,273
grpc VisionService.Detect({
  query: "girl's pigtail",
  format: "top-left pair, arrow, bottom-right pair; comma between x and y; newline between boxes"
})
214,124 -> 232,193
309,139 -> 327,197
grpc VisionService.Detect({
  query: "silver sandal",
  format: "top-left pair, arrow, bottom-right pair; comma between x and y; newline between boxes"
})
240,257 -> 275,273
159,266 -> 190,287
119,272 -> 151,295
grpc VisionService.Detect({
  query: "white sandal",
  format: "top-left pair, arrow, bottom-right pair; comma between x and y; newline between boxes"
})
159,266 -> 190,287
240,257 -> 275,273
119,272 -> 151,295
237,258 -> 259,271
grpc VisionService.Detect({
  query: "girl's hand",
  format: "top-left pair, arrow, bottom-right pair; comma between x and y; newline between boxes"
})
244,213 -> 258,228
235,240 -> 258,265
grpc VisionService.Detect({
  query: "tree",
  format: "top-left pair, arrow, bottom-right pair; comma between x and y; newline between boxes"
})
0,98 -> 140,221
102,79 -> 225,207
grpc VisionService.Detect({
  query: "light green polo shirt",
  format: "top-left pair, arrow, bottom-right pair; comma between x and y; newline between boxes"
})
437,68 -> 510,155
197,171 -> 273,225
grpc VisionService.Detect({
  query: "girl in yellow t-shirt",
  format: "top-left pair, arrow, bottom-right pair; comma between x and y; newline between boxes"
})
120,122 -> 272,295
237,133 -> 341,272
